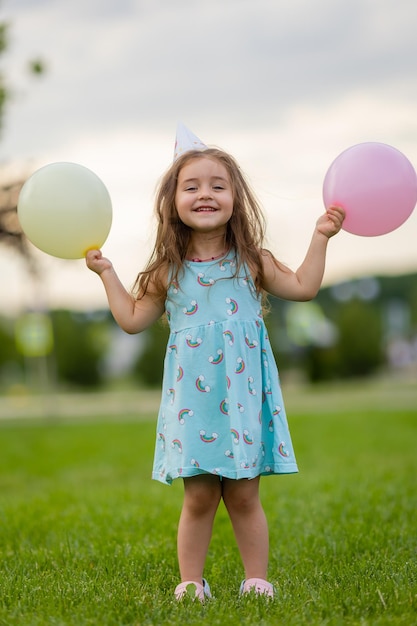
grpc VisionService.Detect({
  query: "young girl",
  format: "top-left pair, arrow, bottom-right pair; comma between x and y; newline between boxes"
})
86,134 -> 345,601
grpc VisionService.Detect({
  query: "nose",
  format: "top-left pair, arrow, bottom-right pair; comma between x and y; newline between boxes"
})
198,186 -> 212,199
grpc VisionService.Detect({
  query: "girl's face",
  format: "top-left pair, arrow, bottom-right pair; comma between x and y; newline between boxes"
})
175,157 -> 234,234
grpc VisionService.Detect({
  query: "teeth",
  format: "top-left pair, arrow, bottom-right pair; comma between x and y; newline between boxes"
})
196,207 -> 215,212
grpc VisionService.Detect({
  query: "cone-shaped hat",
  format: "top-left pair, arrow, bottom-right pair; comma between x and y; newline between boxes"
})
173,122 -> 208,160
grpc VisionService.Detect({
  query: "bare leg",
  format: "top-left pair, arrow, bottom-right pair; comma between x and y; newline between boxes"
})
177,474 -> 222,583
222,476 -> 269,580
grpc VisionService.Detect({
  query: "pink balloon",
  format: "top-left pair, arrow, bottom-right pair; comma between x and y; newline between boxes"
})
323,142 -> 417,236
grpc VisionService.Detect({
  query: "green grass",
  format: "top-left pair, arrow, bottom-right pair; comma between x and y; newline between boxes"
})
0,385 -> 416,625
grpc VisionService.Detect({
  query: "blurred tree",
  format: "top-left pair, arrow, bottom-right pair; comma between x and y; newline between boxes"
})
0,179 -> 32,262
0,21 -> 7,120
0,15 -> 46,269
269,279 -> 390,383
0,17 -> 46,130
51,310 -> 110,388
304,344 -> 340,383
132,321 -> 169,387
0,314 -> 23,389
332,300 -> 383,378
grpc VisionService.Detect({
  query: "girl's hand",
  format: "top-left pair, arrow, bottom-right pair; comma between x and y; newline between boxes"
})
85,249 -> 113,275
316,206 -> 345,238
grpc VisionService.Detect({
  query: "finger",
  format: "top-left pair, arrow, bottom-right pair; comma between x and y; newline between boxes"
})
327,208 -> 344,224
88,249 -> 102,261
330,206 -> 346,220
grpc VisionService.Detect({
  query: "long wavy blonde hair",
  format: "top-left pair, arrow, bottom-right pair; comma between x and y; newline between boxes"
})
133,148 -> 267,302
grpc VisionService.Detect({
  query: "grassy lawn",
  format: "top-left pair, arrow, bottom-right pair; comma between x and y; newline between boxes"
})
0,382 -> 416,625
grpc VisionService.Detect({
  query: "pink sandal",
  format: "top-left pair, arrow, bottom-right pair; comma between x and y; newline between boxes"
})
174,578 -> 212,602
239,578 -> 275,598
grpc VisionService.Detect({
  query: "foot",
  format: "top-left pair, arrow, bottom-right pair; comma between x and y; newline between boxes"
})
174,578 -> 212,602
240,578 -> 274,598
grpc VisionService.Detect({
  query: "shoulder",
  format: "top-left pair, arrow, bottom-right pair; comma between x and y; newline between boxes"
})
136,261 -> 170,303
260,248 -> 289,273
246,248 -> 290,281
259,248 -> 294,297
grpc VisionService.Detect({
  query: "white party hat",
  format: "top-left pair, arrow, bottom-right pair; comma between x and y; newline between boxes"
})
173,122 -> 208,160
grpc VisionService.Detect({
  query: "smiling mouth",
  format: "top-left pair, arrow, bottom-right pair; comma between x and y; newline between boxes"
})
194,207 -> 217,212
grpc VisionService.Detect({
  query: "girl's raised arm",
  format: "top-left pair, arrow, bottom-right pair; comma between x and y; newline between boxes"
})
86,249 -> 165,334
261,206 -> 345,302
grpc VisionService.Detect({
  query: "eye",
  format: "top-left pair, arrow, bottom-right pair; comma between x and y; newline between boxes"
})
213,185 -> 225,191
185,186 -> 197,192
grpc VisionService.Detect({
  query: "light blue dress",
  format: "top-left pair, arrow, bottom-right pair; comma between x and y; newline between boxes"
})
152,252 -> 298,485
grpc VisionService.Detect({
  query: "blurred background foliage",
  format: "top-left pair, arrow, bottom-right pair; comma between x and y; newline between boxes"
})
0,271 -> 416,393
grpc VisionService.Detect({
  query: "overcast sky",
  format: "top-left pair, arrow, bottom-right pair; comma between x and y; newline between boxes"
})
1,0 -> 417,313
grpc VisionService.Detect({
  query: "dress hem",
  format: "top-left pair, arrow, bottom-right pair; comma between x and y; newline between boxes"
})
152,463 -> 299,485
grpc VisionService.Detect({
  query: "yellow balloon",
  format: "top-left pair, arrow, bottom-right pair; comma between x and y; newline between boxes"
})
17,162 -> 113,259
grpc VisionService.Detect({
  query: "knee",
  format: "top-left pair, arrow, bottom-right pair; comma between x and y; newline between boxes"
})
183,477 -> 221,517
224,492 -> 256,514
223,481 -> 260,515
